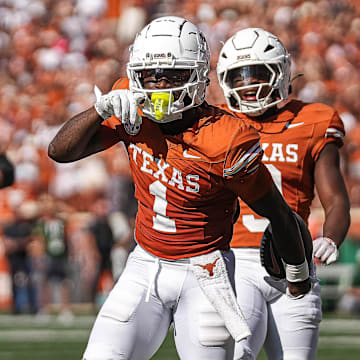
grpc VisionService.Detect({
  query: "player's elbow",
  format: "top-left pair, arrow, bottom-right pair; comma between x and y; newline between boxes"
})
250,183 -> 291,222
48,141 -> 71,163
48,141 -> 61,162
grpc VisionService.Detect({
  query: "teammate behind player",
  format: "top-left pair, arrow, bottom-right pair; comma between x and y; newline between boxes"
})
217,28 -> 351,359
49,18 -> 311,360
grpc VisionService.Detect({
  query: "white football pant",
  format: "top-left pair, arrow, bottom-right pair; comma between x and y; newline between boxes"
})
233,248 -> 322,360
82,245 -> 236,360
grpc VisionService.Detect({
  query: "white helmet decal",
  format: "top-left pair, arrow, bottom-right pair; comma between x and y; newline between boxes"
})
217,28 -> 291,116
127,16 -> 210,123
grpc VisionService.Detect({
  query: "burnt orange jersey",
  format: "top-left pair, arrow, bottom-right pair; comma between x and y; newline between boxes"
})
219,100 -> 345,248
100,78 -> 273,259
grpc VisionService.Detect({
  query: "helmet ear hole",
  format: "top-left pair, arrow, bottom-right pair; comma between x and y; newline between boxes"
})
264,44 -> 275,52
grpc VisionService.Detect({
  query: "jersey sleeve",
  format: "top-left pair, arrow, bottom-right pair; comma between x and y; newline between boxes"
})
112,78 -> 130,90
311,109 -> 345,161
223,123 -> 273,204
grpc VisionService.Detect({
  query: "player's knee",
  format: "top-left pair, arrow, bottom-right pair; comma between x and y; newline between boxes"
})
198,302 -> 232,346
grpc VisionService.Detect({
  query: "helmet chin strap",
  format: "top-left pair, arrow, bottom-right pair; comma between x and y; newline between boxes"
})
248,103 -> 281,119
247,110 -> 267,117
229,95 -> 269,117
159,112 -> 183,122
240,101 -> 268,117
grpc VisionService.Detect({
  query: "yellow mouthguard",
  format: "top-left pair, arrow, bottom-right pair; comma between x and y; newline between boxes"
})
151,92 -> 174,120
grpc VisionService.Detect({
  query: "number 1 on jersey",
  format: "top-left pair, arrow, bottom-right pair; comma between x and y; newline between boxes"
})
149,180 -> 176,233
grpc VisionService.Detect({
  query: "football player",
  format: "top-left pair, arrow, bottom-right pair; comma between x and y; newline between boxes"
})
49,18 -> 311,360
217,28 -> 351,359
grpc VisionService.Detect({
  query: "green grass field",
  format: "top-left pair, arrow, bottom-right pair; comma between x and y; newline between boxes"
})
0,313 -> 359,359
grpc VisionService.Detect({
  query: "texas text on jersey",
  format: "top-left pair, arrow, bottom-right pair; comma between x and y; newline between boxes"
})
101,78 -> 273,259
218,99 -> 345,248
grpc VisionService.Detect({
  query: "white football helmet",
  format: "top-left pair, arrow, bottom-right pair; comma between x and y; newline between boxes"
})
217,28 -> 291,116
127,16 -> 210,123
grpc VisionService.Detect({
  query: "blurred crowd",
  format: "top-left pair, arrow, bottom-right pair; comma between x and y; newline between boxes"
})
0,0 -> 360,316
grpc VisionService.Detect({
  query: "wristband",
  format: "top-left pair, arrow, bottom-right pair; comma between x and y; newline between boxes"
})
282,259 -> 309,282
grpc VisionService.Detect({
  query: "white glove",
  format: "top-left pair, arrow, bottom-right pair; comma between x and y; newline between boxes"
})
94,86 -> 144,135
313,237 -> 339,265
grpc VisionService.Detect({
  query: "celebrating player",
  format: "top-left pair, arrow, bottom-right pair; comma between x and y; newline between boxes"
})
49,18 -> 311,360
217,27 -> 351,359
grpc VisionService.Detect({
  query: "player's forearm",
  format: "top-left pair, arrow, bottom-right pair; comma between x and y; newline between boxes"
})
48,107 -> 103,163
322,197 -> 350,248
249,185 -> 306,265
315,143 -> 350,248
270,208 -> 306,265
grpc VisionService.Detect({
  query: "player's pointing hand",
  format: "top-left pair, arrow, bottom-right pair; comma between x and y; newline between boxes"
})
94,87 -> 144,135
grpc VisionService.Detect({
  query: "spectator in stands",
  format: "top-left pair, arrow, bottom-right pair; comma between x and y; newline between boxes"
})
86,195 -> 114,306
36,194 -> 73,323
3,201 -> 39,314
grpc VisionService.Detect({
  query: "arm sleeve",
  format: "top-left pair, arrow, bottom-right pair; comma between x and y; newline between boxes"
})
225,162 -> 273,204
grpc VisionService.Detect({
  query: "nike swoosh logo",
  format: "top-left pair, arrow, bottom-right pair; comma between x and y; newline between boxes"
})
287,122 -> 304,129
183,149 -> 201,159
